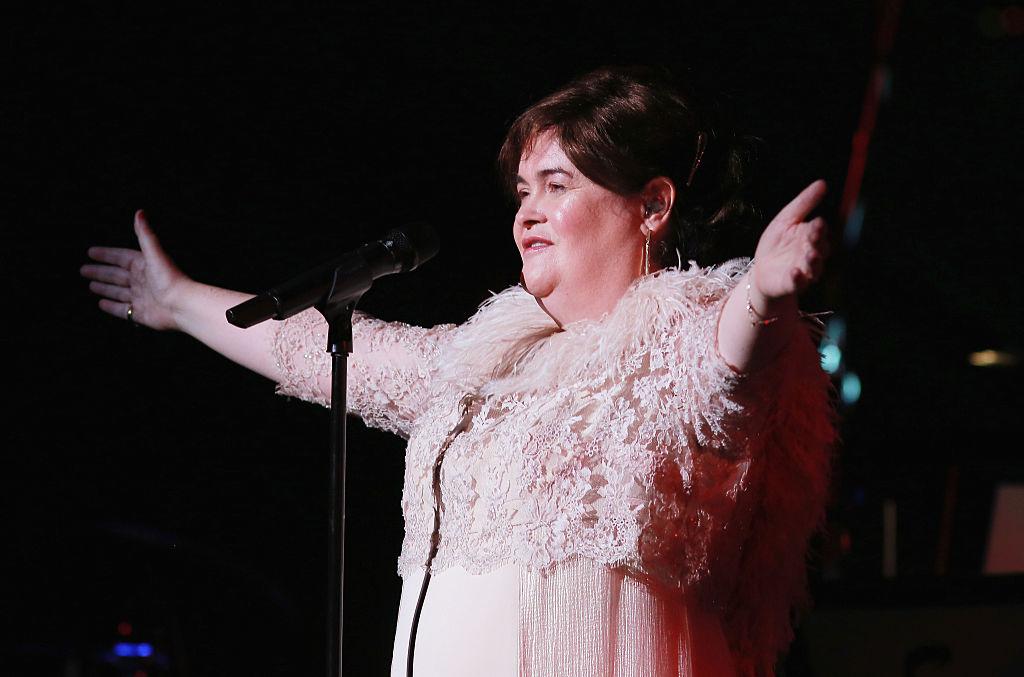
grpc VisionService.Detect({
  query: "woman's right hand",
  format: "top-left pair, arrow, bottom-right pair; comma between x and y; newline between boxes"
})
81,210 -> 191,331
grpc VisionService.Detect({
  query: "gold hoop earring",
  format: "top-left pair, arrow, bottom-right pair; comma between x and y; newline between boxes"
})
642,230 -> 651,276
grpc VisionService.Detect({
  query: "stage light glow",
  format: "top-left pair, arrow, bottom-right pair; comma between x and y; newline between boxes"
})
111,642 -> 153,658
843,201 -> 865,248
820,343 -> 842,374
968,350 -> 1019,367
118,621 -> 132,637
826,316 -> 846,345
841,372 -> 861,404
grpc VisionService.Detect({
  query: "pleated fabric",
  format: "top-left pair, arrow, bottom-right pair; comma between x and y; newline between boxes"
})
520,557 -> 735,677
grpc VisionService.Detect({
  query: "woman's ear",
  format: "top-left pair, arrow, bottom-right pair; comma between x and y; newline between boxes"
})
641,177 -> 676,238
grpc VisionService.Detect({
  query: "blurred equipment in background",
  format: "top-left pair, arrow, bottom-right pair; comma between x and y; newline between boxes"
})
984,484 -> 1024,575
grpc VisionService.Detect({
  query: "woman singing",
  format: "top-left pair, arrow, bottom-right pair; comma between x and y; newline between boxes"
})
82,66 -> 835,677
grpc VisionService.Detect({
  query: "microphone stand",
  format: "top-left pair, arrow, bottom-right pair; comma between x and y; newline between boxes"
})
231,264 -> 374,677
226,224 -> 439,677
312,261 -> 381,677
320,297 -> 354,677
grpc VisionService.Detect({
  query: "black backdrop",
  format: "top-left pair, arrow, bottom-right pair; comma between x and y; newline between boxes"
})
5,2 -> 1022,675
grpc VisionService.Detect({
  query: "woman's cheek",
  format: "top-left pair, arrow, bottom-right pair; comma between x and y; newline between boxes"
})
552,196 -> 583,235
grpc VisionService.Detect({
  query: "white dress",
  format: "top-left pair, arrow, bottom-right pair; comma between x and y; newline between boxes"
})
391,564 -> 520,677
271,259 -> 835,677
387,561 -> 740,677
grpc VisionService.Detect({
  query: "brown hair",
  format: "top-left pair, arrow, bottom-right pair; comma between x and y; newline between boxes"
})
498,66 -> 759,266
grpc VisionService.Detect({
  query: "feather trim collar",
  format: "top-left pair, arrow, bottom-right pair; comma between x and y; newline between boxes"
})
438,257 -> 751,397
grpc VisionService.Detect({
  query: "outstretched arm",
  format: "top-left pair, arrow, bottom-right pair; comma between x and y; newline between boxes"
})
81,210 -> 284,382
83,210 -> 454,436
717,180 -> 830,374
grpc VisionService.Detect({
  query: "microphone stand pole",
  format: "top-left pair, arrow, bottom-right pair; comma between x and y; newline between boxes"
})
310,260 -> 381,677
226,227 -> 439,677
319,297 -> 354,677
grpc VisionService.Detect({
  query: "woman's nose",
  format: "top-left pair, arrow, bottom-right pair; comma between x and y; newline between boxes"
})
516,197 -> 545,229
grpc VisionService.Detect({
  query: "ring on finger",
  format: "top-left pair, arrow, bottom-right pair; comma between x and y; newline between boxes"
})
126,304 -> 134,322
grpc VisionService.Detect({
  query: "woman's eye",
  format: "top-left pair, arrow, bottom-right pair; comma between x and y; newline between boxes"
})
517,190 -> 529,202
548,183 -> 565,192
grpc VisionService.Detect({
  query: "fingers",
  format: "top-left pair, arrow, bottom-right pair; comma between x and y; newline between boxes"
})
86,246 -> 139,267
807,216 -> 829,254
799,217 -> 829,283
82,211 -> 158,324
774,179 -> 827,226
80,263 -> 131,286
97,298 -> 131,320
134,209 -> 163,259
88,280 -> 132,303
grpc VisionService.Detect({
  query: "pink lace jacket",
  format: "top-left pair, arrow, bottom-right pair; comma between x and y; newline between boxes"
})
270,259 -> 835,677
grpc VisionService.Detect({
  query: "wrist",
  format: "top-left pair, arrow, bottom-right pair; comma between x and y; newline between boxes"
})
750,283 -> 797,314
745,266 -> 797,326
166,277 -> 201,331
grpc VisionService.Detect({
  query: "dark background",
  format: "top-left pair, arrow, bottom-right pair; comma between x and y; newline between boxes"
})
4,1 -> 1022,675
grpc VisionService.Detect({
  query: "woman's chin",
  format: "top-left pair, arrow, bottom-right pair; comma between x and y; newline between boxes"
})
521,270 -> 555,298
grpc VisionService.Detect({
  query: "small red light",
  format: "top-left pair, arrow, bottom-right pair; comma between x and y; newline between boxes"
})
134,671 -> 147,677
117,622 -> 133,637
840,531 -> 852,553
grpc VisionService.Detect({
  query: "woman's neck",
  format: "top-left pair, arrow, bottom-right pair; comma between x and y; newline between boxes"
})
531,269 -> 659,328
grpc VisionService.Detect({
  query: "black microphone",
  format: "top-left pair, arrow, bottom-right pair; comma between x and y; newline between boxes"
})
226,222 -> 439,328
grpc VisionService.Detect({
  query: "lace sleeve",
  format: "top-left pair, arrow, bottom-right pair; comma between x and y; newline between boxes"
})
639,283 -> 754,587
269,308 -> 455,438
668,288 -> 750,453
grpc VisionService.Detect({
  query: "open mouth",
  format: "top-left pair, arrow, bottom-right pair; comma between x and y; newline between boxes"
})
522,236 -> 553,253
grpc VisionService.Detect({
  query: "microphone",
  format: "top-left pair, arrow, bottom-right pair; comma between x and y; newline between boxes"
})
226,222 -> 439,328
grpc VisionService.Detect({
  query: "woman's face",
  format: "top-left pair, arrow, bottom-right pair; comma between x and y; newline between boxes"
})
514,131 -> 646,325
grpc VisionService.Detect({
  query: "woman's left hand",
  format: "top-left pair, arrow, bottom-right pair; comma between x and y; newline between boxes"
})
751,179 -> 830,299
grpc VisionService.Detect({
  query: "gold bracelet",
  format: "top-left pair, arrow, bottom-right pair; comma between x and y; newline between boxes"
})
746,262 -> 780,327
